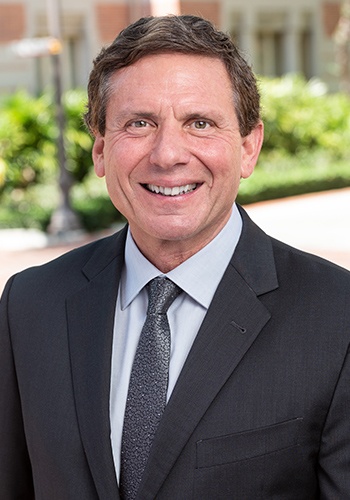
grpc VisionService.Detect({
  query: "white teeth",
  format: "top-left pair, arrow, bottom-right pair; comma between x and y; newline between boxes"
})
146,183 -> 197,196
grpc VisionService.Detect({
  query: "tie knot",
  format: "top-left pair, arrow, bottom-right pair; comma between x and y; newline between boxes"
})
146,277 -> 181,314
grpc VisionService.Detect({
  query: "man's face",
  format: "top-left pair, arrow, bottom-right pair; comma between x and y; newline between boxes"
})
93,53 -> 263,258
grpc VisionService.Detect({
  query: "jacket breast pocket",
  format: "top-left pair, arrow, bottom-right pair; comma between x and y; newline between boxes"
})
196,417 -> 303,468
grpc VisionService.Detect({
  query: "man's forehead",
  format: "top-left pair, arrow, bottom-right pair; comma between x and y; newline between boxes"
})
105,55 -> 237,127
108,55 -> 233,102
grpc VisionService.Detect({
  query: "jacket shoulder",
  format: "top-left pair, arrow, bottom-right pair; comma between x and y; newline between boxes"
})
271,235 -> 350,291
3,227 -> 127,301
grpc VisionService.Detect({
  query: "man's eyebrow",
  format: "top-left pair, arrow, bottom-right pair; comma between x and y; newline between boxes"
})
109,111 -> 158,127
115,111 -> 157,120
183,112 -> 214,120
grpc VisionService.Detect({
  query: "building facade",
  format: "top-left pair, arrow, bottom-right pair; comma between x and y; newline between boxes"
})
0,0 -> 344,94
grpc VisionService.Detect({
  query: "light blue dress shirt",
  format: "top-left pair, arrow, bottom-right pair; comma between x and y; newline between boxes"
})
110,204 -> 242,478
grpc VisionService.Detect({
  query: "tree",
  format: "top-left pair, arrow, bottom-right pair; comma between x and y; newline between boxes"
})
334,0 -> 350,93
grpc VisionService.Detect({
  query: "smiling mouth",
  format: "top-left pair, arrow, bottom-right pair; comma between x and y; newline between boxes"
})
144,183 -> 198,196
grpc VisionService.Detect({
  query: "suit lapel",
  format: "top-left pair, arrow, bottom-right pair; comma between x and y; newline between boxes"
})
67,227 -> 127,499
139,207 -> 279,498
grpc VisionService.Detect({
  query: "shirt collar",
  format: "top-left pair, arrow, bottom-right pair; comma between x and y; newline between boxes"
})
120,204 -> 242,310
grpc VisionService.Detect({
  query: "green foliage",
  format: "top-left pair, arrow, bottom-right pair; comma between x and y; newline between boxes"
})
0,91 -> 56,192
63,90 -> 93,182
0,184 -> 56,230
237,154 -> 350,205
260,74 -> 350,158
0,89 -> 93,194
235,74 -> 350,205
71,173 -> 125,232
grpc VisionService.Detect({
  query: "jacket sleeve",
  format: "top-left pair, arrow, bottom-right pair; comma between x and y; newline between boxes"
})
318,345 -> 350,498
0,276 -> 34,499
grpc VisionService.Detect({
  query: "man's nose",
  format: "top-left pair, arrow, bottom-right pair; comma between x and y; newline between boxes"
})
149,124 -> 191,169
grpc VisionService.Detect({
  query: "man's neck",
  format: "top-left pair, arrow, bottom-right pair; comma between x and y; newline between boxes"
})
129,219 -> 232,273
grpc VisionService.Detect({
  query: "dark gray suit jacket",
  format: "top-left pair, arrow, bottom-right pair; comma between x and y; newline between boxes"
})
1,207 -> 350,499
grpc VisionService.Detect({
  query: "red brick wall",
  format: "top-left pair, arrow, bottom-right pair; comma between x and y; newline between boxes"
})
95,4 -> 130,43
180,0 -> 220,26
95,1 -> 220,45
0,4 -> 26,43
323,2 -> 341,37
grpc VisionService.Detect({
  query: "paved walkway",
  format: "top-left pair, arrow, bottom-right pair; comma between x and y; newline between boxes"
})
245,187 -> 350,271
1,188 -> 349,294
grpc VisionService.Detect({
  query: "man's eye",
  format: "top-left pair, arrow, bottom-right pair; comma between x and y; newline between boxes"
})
126,119 -> 154,134
192,120 -> 210,130
131,120 -> 148,128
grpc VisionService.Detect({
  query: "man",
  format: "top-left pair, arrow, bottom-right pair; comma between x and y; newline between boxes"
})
1,14 -> 350,499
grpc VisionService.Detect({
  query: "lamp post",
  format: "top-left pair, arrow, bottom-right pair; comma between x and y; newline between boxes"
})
46,0 -> 81,235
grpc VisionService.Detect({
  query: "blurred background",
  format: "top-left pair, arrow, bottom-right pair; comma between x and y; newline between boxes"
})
0,0 -> 349,290
2,0 -> 349,93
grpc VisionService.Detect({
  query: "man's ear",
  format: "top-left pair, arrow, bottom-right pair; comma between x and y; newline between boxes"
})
240,121 -> 264,179
92,134 -> 106,178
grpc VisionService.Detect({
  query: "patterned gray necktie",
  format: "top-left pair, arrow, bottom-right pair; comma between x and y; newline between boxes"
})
119,277 -> 181,500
